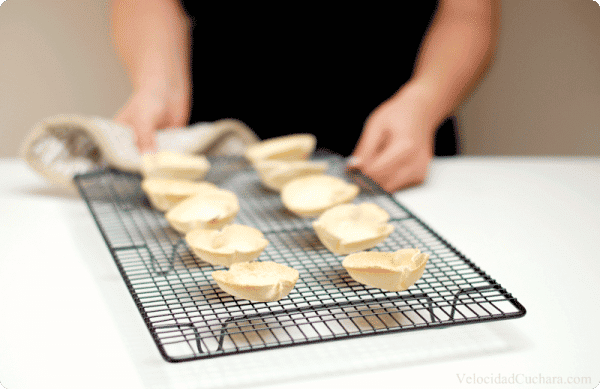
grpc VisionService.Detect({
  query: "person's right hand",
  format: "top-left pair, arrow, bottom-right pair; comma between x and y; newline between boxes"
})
114,82 -> 191,154
348,85 -> 441,193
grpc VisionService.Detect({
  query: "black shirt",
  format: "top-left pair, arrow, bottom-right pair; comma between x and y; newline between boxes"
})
181,2 -> 456,156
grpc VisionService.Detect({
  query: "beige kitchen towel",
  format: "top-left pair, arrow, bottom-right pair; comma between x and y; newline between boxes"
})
19,114 -> 259,188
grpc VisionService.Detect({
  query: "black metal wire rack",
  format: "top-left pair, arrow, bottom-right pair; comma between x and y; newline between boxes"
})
74,154 -> 526,363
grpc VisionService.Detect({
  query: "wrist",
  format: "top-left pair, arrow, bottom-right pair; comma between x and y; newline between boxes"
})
132,71 -> 190,101
391,80 -> 455,130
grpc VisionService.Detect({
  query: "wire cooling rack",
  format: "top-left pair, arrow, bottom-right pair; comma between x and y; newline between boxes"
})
74,154 -> 526,363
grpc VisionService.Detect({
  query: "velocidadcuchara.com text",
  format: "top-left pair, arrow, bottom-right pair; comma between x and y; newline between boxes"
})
456,373 -> 594,386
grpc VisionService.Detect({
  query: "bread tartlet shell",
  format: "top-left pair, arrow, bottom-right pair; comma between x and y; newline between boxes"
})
212,261 -> 300,302
185,224 -> 269,267
313,203 -> 394,254
165,189 -> 239,233
244,134 -> 316,163
142,150 -> 210,180
254,159 -> 329,192
342,249 -> 429,291
281,175 -> 360,217
141,178 -> 219,211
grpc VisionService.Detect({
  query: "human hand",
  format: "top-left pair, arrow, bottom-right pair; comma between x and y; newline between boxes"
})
348,89 -> 440,193
114,82 -> 191,154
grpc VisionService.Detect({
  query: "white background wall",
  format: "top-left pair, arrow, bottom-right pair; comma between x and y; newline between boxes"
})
457,0 -> 600,156
0,0 -> 130,157
1,0 -> 599,158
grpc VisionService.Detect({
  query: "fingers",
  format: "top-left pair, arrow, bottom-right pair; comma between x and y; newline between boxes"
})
362,151 -> 429,193
133,118 -> 158,154
360,144 -> 411,192
365,139 -> 412,177
114,103 -> 159,154
348,114 -> 433,192
379,157 -> 429,193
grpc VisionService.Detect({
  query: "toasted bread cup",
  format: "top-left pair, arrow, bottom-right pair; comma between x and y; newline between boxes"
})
142,150 -> 210,180
281,175 -> 360,217
313,203 -> 394,254
212,261 -> 300,302
244,134 -> 316,163
141,178 -> 219,211
165,189 -> 239,233
254,159 -> 329,192
342,248 -> 429,291
186,224 -> 269,267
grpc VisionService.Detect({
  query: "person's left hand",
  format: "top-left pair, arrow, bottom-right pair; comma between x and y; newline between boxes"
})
348,89 -> 440,193
114,80 -> 191,154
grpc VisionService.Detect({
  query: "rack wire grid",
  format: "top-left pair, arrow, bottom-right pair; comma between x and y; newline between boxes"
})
74,153 -> 526,363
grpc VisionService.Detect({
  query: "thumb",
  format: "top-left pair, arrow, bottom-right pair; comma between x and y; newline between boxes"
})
350,117 -> 384,168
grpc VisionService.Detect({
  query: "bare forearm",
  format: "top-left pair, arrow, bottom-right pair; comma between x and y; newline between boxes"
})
110,0 -> 191,92
110,0 -> 193,151
402,0 -> 499,124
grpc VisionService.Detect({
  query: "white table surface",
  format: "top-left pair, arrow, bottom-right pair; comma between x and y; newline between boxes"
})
1,156 -> 599,389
